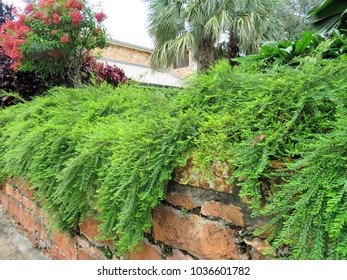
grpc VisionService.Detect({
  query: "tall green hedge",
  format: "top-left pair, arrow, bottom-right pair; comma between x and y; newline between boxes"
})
0,56 -> 346,259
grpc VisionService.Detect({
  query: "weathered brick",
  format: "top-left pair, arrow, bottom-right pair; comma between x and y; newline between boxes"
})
0,191 -> 9,210
5,183 -> 15,197
52,230 -> 78,260
21,206 -> 36,234
174,157 -> 234,193
165,192 -> 197,210
167,249 -> 194,260
78,248 -> 98,260
76,236 -> 90,251
13,178 -> 35,200
23,196 -> 33,209
8,197 -> 20,219
80,216 -> 100,242
50,246 -> 66,260
14,188 -> 23,203
201,201 -> 245,227
90,246 -> 107,260
35,219 -> 48,241
244,238 -> 274,256
129,239 -> 162,260
153,205 -> 239,260
33,205 -> 42,218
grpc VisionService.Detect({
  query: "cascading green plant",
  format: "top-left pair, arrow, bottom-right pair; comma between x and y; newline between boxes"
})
0,55 -> 346,259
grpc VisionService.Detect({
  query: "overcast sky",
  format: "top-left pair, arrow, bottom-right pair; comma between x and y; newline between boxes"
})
9,0 -> 154,48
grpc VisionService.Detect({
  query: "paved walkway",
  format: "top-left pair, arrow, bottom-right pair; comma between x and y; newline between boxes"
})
0,205 -> 48,260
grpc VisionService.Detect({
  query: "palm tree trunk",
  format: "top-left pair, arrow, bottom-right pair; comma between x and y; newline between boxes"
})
228,29 -> 240,66
198,35 -> 216,71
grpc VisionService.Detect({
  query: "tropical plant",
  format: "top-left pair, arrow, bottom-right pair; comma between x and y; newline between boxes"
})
234,30 -> 347,67
0,0 -> 108,86
308,0 -> 347,35
0,0 -> 14,25
144,0 -> 284,70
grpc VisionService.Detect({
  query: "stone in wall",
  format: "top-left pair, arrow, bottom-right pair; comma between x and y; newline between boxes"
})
165,181 -> 255,227
174,157 -> 235,193
201,201 -> 245,227
153,205 -> 240,260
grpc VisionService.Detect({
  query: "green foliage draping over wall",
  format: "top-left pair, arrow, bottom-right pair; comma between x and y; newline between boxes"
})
0,56 -> 346,258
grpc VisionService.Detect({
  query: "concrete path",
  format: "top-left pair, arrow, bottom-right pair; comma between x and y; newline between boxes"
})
0,205 -> 48,260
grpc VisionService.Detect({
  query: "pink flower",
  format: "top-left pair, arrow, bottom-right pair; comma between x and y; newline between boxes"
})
33,11 -> 43,19
94,12 -> 107,23
43,16 -> 50,24
61,33 -> 69,43
51,30 -> 58,35
10,62 -> 20,72
70,11 -> 83,26
94,27 -> 102,36
24,3 -> 33,14
52,13 -> 60,24
65,0 -> 83,10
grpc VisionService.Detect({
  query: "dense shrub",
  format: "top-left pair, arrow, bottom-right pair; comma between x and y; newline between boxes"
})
0,52 -> 129,106
0,0 -> 108,85
0,83 -> 191,255
0,57 -> 346,259
234,30 -> 347,68
81,55 -> 130,88
181,57 -> 347,259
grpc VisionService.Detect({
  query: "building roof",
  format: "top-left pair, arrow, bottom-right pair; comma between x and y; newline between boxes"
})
100,57 -> 184,88
107,39 -> 153,53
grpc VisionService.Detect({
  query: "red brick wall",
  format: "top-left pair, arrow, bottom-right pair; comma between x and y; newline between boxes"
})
0,160 -> 275,260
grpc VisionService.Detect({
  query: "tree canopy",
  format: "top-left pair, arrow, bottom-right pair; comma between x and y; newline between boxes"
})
145,0 -> 284,70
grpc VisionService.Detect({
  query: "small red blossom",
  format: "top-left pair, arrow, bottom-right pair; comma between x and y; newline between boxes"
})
51,30 -> 58,35
10,62 -> 20,72
65,0 -> 83,10
43,16 -> 50,24
33,11 -> 43,19
61,33 -> 69,43
52,13 -> 60,24
24,3 -> 34,14
94,12 -> 107,23
93,27 -> 102,36
70,11 -> 83,26
0,18 -> 30,65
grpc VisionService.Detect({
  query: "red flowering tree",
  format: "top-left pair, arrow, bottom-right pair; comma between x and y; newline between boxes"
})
0,0 -> 108,86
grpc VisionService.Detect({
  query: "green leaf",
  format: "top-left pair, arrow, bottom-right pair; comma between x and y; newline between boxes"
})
295,32 -> 315,55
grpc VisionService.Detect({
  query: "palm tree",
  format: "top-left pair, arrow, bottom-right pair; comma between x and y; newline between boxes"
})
144,0 -> 284,70
0,0 -> 14,26
308,0 -> 347,35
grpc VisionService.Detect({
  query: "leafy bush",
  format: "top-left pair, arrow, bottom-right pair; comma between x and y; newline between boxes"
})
182,58 -> 347,259
0,50 -> 129,106
81,55 -> 130,87
0,83 -> 193,255
0,57 -> 346,259
0,0 -> 107,86
234,30 -> 347,68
